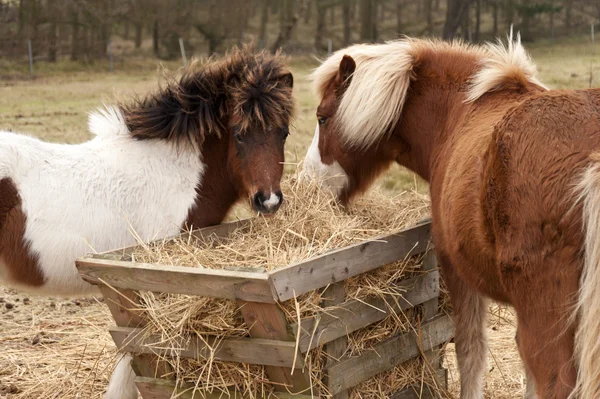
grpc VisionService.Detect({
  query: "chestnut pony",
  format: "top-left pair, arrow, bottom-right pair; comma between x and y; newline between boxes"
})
303,35 -> 600,399
0,47 -> 294,398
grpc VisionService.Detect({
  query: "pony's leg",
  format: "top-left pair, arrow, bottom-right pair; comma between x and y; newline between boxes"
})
105,354 -> 138,399
440,257 -> 487,399
513,298 -> 577,398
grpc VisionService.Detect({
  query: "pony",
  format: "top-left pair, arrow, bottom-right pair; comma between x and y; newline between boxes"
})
0,47 -> 294,399
303,35 -> 600,399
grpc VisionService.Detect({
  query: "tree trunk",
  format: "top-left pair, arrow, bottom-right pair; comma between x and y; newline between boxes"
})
474,0 -> 480,41
492,0 -> 498,37
18,0 -> 25,37
442,0 -> 474,40
424,0 -> 433,35
305,0 -> 312,23
153,19 -> 159,56
315,0 -> 325,50
259,0 -> 269,47
343,0 -> 351,45
272,0 -> 298,51
70,6 -> 80,61
564,0 -> 573,30
123,20 -> 130,40
360,0 -> 374,42
134,23 -> 142,49
329,5 -> 335,25
48,22 -> 57,62
396,0 -> 403,35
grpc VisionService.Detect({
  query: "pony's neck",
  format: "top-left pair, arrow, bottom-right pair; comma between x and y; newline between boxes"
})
395,50 -> 482,181
185,135 -> 239,229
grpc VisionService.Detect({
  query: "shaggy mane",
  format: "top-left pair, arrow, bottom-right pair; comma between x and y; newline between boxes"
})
311,34 -> 546,149
119,46 -> 295,145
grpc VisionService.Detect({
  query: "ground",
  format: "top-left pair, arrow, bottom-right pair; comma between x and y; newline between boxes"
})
0,37 -> 598,398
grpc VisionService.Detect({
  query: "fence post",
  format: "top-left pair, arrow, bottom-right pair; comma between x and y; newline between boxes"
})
327,39 -> 332,56
179,38 -> 188,68
28,40 -> 34,78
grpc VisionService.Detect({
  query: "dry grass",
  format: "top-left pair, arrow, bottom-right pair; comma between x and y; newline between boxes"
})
0,288 -> 116,399
128,173 -> 438,397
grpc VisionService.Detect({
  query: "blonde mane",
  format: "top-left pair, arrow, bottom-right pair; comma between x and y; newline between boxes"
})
311,34 -> 546,149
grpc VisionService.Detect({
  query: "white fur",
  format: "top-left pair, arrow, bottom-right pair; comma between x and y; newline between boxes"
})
0,106 -> 204,296
571,161 -> 600,399
467,29 -> 548,102
262,192 -> 281,209
104,354 -> 138,399
301,124 -> 348,194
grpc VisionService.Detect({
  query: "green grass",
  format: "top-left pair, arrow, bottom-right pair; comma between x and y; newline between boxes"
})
1,37 -> 597,195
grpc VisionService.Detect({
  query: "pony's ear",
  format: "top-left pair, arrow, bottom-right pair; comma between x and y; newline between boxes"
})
337,55 -> 356,93
278,72 -> 294,88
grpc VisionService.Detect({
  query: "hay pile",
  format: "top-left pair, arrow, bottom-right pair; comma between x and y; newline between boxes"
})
130,172 -> 447,398
0,287 -> 116,399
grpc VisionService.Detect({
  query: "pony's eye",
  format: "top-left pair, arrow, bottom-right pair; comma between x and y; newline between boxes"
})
318,117 -> 328,125
233,133 -> 243,143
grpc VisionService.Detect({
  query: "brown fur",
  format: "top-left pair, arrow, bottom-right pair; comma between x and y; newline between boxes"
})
0,178 -> 44,287
316,42 -> 600,398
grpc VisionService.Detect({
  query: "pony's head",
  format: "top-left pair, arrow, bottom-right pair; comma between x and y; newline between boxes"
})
303,42 -> 414,204
121,47 -> 295,215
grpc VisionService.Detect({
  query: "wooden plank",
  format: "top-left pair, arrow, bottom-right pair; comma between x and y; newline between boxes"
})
293,271 -> 440,353
135,377 -> 317,399
323,282 -> 349,399
270,222 -> 432,301
326,314 -> 454,395
99,286 -> 171,380
99,286 -> 145,327
238,302 -> 311,394
77,258 -> 276,302
96,218 -> 249,261
110,326 -> 302,368
389,368 -> 447,399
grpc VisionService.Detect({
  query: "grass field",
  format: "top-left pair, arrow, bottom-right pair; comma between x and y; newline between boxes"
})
0,37 -> 598,398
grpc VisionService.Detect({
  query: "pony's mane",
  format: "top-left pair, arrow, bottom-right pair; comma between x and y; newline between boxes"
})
116,46 -> 294,145
311,34 -> 546,149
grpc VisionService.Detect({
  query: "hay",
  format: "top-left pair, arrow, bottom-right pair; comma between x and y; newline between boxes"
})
0,287 -> 116,399
129,172 -> 444,397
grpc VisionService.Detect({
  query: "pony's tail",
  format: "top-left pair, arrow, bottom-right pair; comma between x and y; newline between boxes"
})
573,161 -> 600,399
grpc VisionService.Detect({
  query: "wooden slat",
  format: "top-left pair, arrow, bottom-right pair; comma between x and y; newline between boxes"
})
99,286 -> 146,327
270,222 -> 432,301
323,282 -> 349,399
135,377 -> 317,399
294,271 -> 440,353
96,218 -> 250,261
99,286 -> 172,381
326,314 -> 454,395
239,302 -> 311,394
389,368 -> 447,399
110,326 -> 302,368
77,258 -> 276,302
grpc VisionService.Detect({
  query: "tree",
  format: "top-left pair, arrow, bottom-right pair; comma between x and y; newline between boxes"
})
443,0 -> 475,40
360,0 -> 376,42
343,0 -> 351,45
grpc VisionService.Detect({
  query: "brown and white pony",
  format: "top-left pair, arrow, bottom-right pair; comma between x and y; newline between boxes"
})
303,35 -> 600,399
0,47 -> 294,398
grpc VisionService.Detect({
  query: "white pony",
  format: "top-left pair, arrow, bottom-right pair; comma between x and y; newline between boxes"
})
0,48 -> 294,398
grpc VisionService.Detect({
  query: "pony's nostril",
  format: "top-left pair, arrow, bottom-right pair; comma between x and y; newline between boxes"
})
253,192 -> 265,209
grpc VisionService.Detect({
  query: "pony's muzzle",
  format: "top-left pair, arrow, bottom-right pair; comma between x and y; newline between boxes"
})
253,190 -> 283,215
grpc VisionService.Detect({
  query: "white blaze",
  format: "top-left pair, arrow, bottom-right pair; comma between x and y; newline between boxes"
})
300,124 -> 348,195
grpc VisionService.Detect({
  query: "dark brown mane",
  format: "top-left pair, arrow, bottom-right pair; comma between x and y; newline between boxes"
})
120,46 -> 295,145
